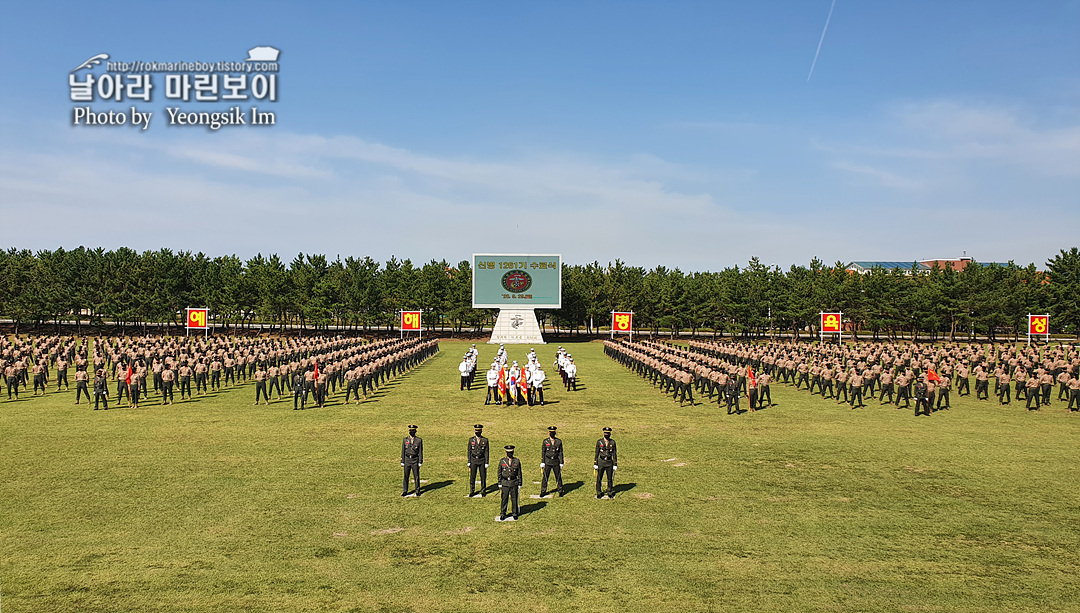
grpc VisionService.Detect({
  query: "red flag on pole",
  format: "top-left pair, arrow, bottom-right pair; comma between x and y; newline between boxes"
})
927,369 -> 940,382
498,367 -> 507,394
314,362 -> 320,382
125,364 -> 132,385
748,367 -> 756,388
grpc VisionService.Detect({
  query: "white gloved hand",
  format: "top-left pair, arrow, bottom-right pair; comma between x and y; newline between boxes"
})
593,465 -> 598,469
613,466 -> 618,471
484,464 -> 488,468
400,463 -> 404,467
540,463 -> 545,468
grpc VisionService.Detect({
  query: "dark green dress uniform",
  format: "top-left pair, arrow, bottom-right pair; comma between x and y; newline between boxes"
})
401,426 -> 423,496
498,446 -> 523,520
594,427 -> 618,498
540,426 -> 565,497
468,425 -> 490,497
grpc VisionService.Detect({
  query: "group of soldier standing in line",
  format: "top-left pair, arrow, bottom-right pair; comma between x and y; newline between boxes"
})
401,422 -> 618,521
0,333 -> 439,411
606,337 -> 1080,415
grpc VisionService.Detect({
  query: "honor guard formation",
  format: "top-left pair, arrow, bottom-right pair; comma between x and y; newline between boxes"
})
605,338 -> 1080,415
466,344 -> 580,407
1,333 -> 438,410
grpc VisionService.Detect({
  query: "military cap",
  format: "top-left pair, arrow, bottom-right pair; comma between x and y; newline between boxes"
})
504,445 -> 515,451
408,424 -> 418,430
547,426 -> 558,432
602,427 -> 612,433
473,424 -> 484,430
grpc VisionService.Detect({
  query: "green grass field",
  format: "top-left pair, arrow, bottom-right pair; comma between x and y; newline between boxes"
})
2,339 -> 1080,612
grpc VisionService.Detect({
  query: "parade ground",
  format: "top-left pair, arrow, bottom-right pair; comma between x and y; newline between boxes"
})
2,339 -> 1079,612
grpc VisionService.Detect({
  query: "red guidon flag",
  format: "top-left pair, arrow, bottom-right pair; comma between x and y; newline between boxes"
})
748,367 -> 757,388
612,312 -> 633,332
313,362 -> 320,382
1029,315 -> 1048,335
125,364 -> 132,385
498,366 -> 507,395
401,311 -> 422,331
821,313 -> 842,333
927,369 -> 940,383
187,308 -> 208,329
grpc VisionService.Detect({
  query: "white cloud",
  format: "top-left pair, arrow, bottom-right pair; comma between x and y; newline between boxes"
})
1,111 -> 1075,270
855,100 -> 1080,177
829,161 -> 925,190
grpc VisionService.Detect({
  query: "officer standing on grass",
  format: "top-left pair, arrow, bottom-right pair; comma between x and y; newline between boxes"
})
401,425 -> 423,497
467,424 -> 489,497
93,369 -> 109,410
540,426 -> 564,497
498,445 -> 522,521
594,427 -> 618,499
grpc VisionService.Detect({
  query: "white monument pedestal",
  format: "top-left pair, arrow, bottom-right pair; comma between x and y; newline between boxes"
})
489,309 -> 545,345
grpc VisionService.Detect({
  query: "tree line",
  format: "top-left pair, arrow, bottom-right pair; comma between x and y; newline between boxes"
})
1,246 -> 1078,340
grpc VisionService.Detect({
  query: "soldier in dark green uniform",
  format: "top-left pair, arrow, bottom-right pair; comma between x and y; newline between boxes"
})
467,424 -> 489,497
93,369 -> 109,410
498,445 -> 522,521
401,425 -> 423,497
594,427 -> 618,499
540,426 -> 564,497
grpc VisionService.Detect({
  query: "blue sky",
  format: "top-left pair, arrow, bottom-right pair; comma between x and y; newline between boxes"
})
1,0 -> 1078,270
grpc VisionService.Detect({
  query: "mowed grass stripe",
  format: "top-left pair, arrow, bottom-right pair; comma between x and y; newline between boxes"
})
2,339 -> 1079,612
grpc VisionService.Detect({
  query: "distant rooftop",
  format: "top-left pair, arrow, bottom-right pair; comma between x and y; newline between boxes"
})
847,258 -> 1014,274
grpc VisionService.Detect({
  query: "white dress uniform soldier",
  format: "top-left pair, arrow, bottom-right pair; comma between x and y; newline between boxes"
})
508,361 -> 521,406
524,365 -> 536,406
594,427 -> 618,499
556,349 -> 569,386
532,365 -> 546,405
459,356 -> 471,391
485,363 -> 501,405
467,424 -> 489,497
565,357 -> 578,391
540,426 -> 565,497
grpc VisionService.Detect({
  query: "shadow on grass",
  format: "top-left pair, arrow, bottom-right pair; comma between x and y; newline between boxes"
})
519,501 -> 547,516
611,482 -> 637,495
561,481 -> 585,495
421,480 -> 455,494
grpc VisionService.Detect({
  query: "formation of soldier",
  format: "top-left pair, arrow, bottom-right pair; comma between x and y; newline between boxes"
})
402,424 -> 619,521
605,337 -> 1080,415
0,333 -> 439,410
471,344 -> 563,407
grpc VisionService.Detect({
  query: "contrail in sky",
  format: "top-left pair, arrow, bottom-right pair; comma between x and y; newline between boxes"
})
807,0 -> 837,82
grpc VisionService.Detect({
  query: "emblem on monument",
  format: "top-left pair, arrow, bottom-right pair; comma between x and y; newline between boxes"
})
502,270 -> 532,293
